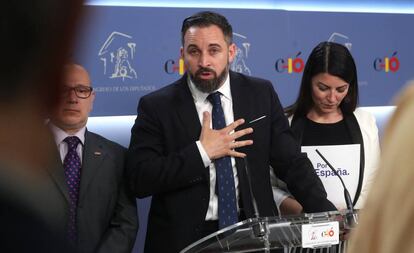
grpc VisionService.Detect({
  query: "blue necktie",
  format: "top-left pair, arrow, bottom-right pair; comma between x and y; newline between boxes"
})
207,92 -> 238,229
63,136 -> 82,242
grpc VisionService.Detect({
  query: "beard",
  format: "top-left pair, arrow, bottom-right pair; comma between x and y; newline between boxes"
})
189,66 -> 229,93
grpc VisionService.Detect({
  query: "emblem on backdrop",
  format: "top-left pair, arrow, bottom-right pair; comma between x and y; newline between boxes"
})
98,31 -> 138,81
328,32 -> 352,51
231,32 -> 252,76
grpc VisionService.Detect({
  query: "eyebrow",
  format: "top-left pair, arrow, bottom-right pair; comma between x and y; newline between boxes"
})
186,43 -> 223,49
208,43 -> 222,48
317,81 -> 349,89
64,84 -> 91,87
186,44 -> 199,49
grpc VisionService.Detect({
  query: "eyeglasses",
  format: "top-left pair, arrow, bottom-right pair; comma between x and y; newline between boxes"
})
61,85 -> 93,99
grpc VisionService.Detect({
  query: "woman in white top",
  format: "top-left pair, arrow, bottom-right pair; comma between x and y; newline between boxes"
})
272,42 -> 380,214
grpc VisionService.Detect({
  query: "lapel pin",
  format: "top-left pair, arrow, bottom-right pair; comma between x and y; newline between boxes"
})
249,115 -> 267,124
94,151 -> 102,156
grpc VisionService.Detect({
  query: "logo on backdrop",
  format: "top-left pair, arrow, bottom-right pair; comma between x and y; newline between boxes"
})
373,51 -> 400,73
275,52 -> 304,74
164,57 -> 185,75
328,32 -> 352,51
164,32 -> 251,76
98,31 -> 138,81
230,32 -> 251,76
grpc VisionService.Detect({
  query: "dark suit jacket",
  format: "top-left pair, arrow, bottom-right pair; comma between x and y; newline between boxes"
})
126,71 -> 335,253
47,130 -> 138,253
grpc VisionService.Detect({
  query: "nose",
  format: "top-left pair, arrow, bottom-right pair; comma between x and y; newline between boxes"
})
198,53 -> 211,68
327,90 -> 337,103
66,89 -> 78,103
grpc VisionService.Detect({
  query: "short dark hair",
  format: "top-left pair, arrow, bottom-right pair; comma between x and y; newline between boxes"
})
181,11 -> 233,45
285,41 -> 359,117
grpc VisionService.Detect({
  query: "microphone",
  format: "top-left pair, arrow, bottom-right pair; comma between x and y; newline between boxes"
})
243,157 -> 268,238
243,157 -> 260,219
315,149 -> 358,225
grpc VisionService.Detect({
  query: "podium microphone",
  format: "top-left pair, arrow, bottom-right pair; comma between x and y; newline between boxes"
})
315,149 -> 358,225
243,157 -> 268,238
243,157 -> 260,219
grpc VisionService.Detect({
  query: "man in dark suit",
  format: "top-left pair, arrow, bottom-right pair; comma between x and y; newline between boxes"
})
48,64 -> 138,253
126,11 -> 336,253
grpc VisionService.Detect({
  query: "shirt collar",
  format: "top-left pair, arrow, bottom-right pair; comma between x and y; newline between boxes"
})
49,123 -> 86,147
187,72 -> 232,103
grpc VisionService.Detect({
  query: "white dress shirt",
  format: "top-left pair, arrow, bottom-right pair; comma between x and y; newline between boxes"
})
187,75 -> 240,221
49,123 -> 86,163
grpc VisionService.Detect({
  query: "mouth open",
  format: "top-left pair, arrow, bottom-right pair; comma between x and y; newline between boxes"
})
199,71 -> 214,79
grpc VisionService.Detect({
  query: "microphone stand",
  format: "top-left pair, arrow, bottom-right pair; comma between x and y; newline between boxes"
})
315,149 -> 358,226
243,157 -> 270,253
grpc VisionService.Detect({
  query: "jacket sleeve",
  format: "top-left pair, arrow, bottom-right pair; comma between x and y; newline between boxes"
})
126,96 -> 207,198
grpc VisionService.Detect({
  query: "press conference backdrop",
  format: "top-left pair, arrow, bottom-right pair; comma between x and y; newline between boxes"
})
74,4 -> 412,253
74,7 -> 414,116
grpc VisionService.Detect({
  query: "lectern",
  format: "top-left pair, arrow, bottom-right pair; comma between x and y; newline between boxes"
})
180,210 -> 356,253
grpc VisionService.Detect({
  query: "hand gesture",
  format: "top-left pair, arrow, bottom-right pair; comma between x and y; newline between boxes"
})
200,111 -> 253,160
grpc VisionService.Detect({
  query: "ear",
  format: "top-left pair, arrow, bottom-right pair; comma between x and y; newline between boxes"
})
180,46 -> 184,59
228,43 -> 237,63
180,46 -> 188,71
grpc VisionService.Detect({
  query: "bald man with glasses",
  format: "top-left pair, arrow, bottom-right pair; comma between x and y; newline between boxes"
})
47,64 -> 138,253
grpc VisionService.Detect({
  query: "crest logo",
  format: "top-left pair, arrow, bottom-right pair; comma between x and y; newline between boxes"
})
328,32 -> 352,51
231,33 -> 251,76
98,31 -> 138,81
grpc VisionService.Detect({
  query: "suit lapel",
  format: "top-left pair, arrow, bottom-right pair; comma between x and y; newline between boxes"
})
344,113 -> 365,206
78,131 -> 106,204
229,71 -> 256,218
230,72 -> 251,127
344,113 -> 364,147
47,145 -> 70,203
175,74 -> 202,142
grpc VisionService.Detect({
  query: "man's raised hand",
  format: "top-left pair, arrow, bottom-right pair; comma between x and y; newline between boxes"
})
199,111 -> 253,160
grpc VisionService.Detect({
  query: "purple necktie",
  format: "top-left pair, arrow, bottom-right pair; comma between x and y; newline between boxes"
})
63,136 -> 82,242
207,92 -> 238,229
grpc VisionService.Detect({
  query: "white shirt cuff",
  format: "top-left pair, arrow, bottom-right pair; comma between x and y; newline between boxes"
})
273,187 -> 291,209
196,141 -> 212,168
